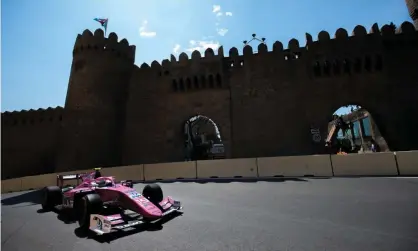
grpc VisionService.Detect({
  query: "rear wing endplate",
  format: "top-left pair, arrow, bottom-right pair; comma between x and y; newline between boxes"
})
56,173 -> 85,188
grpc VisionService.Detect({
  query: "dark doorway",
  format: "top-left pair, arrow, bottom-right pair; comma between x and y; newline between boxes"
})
183,115 -> 225,160
326,105 -> 390,154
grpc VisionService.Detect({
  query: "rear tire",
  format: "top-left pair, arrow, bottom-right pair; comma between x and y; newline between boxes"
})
41,186 -> 62,211
77,193 -> 103,230
142,184 -> 163,204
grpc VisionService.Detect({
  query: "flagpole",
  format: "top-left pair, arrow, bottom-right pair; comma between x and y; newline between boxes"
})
93,17 -> 108,37
105,19 -> 108,37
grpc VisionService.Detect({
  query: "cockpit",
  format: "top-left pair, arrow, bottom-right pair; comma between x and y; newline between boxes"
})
95,179 -> 114,187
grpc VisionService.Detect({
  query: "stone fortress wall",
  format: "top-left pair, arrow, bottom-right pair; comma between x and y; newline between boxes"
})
2,19 -> 418,179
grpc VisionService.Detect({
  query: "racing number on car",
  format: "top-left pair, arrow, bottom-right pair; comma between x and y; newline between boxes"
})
97,218 -> 103,230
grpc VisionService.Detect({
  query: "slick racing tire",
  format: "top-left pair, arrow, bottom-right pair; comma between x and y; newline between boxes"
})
77,194 -> 103,230
142,184 -> 163,204
41,186 -> 62,211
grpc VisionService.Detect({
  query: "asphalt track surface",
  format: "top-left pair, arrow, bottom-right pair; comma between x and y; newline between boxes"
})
2,177 -> 418,251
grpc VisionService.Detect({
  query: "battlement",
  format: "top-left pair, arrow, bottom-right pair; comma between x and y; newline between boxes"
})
139,46 -> 225,70
136,21 -> 417,71
1,106 -> 64,127
72,29 -> 136,62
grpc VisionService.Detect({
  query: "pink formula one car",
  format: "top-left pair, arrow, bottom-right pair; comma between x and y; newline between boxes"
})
41,168 -> 183,235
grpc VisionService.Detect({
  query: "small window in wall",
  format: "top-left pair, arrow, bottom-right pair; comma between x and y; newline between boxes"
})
172,79 -> 178,92
216,74 -> 222,88
200,75 -> 206,88
193,76 -> 199,89
313,62 -> 321,77
333,60 -> 341,75
186,78 -> 192,90
179,79 -> 185,91
343,59 -> 351,74
375,55 -> 383,71
323,61 -> 331,76
354,58 -> 362,73
208,75 -> 214,88
364,56 -> 372,72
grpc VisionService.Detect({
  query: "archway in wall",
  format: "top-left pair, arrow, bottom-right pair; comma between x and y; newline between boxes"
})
325,104 -> 390,154
183,115 -> 225,160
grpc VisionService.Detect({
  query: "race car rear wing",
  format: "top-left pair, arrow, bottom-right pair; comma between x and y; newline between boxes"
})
56,173 -> 85,188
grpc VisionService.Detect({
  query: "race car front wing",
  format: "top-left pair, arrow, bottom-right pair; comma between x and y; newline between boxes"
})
89,200 -> 183,235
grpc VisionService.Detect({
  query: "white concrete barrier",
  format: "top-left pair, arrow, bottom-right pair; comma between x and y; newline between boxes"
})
331,152 -> 398,176
20,173 -> 57,191
257,155 -> 333,177
196,158 -> 257,178
144,161 -> 196,181
1,178 -> 23,193
395,151 -> 418,175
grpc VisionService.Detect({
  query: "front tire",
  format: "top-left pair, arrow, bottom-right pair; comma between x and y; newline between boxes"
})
142,184 -> 163,204
77,194 -> 103,230
41,186 -> 62,211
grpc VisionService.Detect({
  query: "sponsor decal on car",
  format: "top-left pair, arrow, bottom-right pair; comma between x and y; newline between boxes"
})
97,218 -> 103,230
106,216 -> 121,221
114,221 -> 142,229
128,191 -> 141,199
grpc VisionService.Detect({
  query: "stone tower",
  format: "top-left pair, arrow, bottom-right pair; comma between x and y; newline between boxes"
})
55,29 -> 136,171
406,0 -> 418,28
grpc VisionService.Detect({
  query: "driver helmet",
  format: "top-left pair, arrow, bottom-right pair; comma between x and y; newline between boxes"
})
104,179 -> 113,187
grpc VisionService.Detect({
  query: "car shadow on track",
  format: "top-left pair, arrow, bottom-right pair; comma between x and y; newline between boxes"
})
1,178 -> 317,206
1,189 -> 42,206
37,207 -> 78,224
74,212 -> 183,243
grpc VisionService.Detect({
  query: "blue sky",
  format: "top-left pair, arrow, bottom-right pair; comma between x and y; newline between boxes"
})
1,0 -> 412,115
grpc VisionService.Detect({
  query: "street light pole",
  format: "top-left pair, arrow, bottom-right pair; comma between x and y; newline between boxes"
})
243,34 -> 266,52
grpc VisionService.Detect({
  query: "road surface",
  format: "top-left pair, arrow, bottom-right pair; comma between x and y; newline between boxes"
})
2,177 -> 418,251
